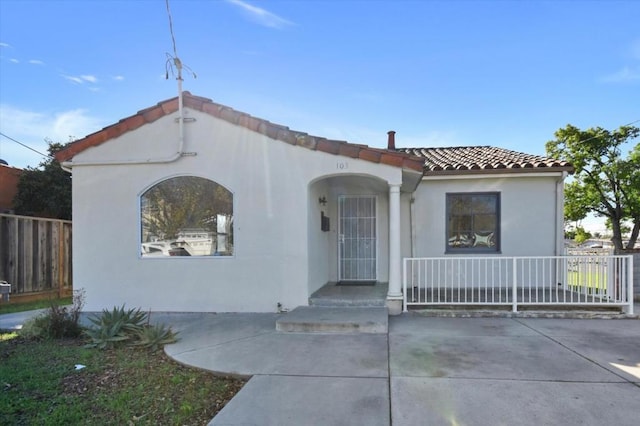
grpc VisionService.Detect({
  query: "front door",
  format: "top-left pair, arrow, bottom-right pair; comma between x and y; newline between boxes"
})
338,195 -> 377,281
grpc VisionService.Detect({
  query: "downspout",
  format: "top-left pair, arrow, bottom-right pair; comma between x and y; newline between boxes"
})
410,196 -> 416,258
555,171 -> 568,256
61,58 -> 194,170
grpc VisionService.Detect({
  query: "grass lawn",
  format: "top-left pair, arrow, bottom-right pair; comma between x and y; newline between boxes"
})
0,297 -> 73,315
567,270 -> 608,293
0,333 -> 245,425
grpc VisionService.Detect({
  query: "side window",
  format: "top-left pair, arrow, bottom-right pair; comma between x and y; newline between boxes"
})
446,192 -> 499,253
140,176 -> 233,257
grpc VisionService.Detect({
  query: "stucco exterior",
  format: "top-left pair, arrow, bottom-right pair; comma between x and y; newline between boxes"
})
59,93 -> 571,313
412,174 -> 564,258
70,107 -> 409,312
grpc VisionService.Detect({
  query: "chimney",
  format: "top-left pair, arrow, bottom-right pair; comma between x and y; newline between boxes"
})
387,130 -> 396,150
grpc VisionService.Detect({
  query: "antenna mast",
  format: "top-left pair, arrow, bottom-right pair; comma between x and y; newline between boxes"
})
164,0 -> 196,157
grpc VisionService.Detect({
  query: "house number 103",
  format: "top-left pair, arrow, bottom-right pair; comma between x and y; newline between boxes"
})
337,162 -> 349,170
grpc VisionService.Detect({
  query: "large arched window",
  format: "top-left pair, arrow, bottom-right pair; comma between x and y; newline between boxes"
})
140,176 -> 233,257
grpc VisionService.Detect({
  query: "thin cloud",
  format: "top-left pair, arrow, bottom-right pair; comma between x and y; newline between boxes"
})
9,58 -> 19,63
0,104 -> 104,142
0,104 -> 106,167
28,59 -> 44,65
225,0 -> 294,29
0,42 -> 10,48
112,75 -> 124,81
81,75 -> 97,83
601,66 -> 640,83
63,75 -> 84,84
62,74 -> 99,84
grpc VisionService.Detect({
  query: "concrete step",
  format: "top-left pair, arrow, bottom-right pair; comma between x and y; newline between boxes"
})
308,282 -> 388,308
276,306 -> 388,334
309,297 -> 386,307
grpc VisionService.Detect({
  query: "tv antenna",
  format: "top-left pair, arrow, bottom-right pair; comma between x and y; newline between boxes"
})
164,0 -> 196,83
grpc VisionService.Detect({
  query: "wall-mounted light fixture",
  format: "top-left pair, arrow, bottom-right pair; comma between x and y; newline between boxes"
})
318,196 -> 327,206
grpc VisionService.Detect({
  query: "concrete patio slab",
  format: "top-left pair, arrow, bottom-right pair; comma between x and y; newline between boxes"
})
391,377 -> 640,426
390,332 -> 620,382
390,315 -> 539,337
0,308 -> 47,330
390,316 -> 624,382
276,306 -> 388,333
157,313 -> 279,353
516,318 -> 640,338
170,331 -> 389,377
210,375 -> 389,426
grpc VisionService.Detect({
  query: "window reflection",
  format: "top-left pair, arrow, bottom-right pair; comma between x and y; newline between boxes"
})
446,192 -> 499,252
140,176 -> 233,257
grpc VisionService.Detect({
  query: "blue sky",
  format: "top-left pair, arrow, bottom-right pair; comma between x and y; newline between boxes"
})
1,0 -> 638,176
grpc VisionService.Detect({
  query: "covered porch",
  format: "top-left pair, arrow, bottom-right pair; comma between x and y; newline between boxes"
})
307,166 -> 420,314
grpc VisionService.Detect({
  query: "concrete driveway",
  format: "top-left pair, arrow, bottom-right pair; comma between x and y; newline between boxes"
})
390,316 -> 640,426
159,313 -> 640,426
2,309 -> 638,425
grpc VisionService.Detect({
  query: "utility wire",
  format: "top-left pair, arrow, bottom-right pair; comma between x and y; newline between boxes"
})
0,131 -> 53,159
575,119 -> 640,145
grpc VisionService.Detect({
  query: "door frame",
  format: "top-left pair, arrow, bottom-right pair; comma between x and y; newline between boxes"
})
337,194 -> 378,282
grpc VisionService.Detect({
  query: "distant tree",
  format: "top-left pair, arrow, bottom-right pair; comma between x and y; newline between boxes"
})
13,140 -> 72,220
546,124 -> 640,250
574,227 -> 592,245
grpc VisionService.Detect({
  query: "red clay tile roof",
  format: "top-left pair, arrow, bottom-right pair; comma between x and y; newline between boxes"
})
397,146 -> 573,175
54,92 -> 425,173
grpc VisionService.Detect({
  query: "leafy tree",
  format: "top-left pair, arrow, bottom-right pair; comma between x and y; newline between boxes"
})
13,141 -> 72,220
546,124 -> 640,250
574,227 -> 592,245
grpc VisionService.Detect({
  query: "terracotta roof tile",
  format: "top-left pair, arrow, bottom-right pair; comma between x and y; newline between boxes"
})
54,93 -> 565,176
54,92 -> 426,173
397,146 -> 573,175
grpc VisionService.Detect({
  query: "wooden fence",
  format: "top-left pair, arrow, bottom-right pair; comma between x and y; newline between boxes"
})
0,214 -> 72,301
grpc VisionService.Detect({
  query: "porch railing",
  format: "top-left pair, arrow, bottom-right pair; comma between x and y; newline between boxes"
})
403,255 -> 634,314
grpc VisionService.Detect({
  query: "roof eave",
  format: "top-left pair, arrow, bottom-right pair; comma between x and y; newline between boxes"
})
423,165 -> 574,177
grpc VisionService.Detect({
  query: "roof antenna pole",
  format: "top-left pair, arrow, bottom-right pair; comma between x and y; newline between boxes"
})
165,0 -> 196,157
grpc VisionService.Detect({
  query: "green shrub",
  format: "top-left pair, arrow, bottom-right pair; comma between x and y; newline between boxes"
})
19,289 -> 85,339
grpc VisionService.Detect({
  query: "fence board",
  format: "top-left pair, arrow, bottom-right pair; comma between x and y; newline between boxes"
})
0,214 -> 72,297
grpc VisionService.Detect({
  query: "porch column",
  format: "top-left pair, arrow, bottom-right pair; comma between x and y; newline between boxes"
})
387,183 -> 403,315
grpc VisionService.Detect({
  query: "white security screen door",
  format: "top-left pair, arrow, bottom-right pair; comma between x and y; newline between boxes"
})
338,196 -> 377,281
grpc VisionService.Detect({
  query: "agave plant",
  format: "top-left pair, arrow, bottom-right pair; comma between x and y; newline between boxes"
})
133,323 -> 179,352
84,305 -> 148,349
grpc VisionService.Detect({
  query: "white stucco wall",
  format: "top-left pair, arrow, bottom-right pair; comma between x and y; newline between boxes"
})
70,107 -> 404,312
412,174 -> 563,257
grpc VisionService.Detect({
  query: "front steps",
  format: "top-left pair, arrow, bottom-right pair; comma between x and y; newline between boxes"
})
275,282 -> 389,333
275,306 -> 388,334
308,281 -> 388,307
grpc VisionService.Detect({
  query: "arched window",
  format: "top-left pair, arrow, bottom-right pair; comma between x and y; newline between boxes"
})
140,176 -> 233,257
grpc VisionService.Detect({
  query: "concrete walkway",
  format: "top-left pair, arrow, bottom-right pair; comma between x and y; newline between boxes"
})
2,309 -> 639,425
158,312 -> 640,426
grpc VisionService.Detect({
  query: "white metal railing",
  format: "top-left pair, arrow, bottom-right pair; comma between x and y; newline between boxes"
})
403,255 -> 634,314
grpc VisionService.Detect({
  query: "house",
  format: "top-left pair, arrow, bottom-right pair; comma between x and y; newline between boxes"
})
55,92 -> 574,314
0,162 -> 22,214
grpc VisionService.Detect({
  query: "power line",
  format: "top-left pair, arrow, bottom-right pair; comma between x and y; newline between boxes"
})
0,131 -> 53,159
574,119 -> 640,145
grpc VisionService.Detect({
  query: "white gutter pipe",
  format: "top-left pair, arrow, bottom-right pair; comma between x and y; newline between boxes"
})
61,58 -> 193,170
555,171 -> 568,256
